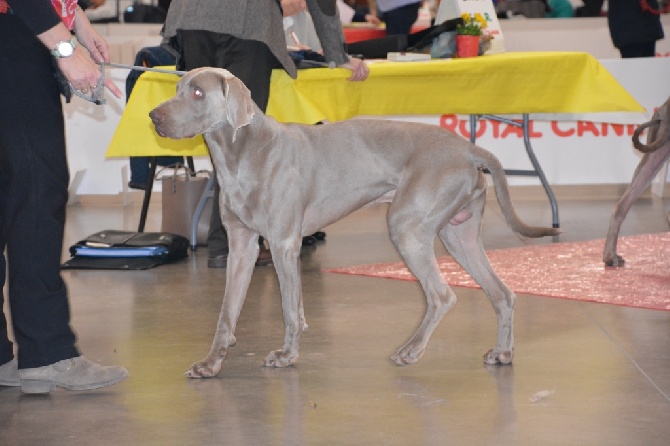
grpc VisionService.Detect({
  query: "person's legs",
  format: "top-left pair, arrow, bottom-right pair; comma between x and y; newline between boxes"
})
127,47 -> 183,189
129,156 -> 151,186
0,15 -> 127,392
178,31 -> 276,266
208,36 -> 276,264
382,2 -> 421,36
206,181 -> 229,264
0,17 -> 79,370
178,31 -> 274,116
0,163 -> 18,386
618,41 -> 657,58
128,156 -> 185,190
0,179 -> 13,369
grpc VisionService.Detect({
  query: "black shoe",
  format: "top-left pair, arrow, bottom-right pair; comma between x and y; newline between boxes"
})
128,181 -> 148,191
312,231 -> 326,241
209,250 -> 272,268
255,245 -> 273,266
208,254 -> 228,268
302,236 -> 317,246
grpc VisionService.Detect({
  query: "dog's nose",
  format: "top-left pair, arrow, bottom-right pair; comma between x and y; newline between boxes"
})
149,108 -> 164,124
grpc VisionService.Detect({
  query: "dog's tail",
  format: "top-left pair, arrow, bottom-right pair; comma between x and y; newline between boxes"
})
471,146 -> 561,238
633,98 -> 670,153
633,118 -> 669,153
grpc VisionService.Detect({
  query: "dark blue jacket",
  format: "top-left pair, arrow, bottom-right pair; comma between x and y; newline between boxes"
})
581,0 -> 664,48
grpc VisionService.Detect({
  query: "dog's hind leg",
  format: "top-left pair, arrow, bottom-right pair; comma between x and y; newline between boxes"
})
263,236 -> 304,368
604,146 -> 670,266
186,225 -> 259,378
387,210 -> 458,366
439,198 -> 515,365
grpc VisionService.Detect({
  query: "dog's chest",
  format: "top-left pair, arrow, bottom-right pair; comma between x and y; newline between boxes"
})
216,163 -> 272,230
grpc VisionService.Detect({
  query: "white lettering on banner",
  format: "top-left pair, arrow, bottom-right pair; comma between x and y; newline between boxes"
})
438,115 -> 638,140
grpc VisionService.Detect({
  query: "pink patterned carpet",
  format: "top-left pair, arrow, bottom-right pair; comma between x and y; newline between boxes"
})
324,233 -> 670,311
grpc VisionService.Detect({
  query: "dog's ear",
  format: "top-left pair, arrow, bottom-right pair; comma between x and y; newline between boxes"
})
221,74 -> 255,142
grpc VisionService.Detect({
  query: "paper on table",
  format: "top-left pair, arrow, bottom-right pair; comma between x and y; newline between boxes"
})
387,52 -> 432,62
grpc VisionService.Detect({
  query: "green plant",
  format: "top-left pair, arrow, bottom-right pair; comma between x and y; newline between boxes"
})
456,13 -> 488,36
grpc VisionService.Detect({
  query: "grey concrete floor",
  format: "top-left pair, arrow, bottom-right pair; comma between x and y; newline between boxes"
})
1,192 -> 669,445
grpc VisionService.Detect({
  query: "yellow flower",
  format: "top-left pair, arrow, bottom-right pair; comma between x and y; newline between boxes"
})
457,13 -> 488,36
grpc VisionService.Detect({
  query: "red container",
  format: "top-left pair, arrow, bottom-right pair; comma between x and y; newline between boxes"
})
456,35 -> 480,58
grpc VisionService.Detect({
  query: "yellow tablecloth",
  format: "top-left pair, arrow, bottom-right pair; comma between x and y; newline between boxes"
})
106,51 -> 644,157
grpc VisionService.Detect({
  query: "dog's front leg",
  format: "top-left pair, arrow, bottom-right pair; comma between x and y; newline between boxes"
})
264,237 -> 303,368
185,226 -> 259,378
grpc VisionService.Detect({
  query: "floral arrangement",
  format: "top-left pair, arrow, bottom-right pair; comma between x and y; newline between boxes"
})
456,13 -> 488,36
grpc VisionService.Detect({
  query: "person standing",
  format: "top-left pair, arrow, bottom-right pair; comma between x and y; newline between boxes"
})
161,0 -> 369,269
578,0 -> 665,58
0,0 -> 128,393
369,0 -> 422,36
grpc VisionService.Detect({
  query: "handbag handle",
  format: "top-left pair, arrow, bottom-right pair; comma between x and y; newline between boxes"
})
157,163 -> 210,193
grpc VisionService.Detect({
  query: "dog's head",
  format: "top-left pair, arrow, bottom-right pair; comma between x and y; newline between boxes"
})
149,67 -> 255,142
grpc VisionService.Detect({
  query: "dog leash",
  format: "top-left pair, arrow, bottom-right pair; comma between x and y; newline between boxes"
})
106,62 -> 187,77
71,62 -> 186,105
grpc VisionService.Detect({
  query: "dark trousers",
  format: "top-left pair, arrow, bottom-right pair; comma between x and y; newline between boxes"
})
0,15 -> 79,368
618,41 -> 657,58
176,30 -> 276,255
381,2 -> 422,36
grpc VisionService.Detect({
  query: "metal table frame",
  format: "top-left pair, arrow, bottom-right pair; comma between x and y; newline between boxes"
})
469,114 -> 559,228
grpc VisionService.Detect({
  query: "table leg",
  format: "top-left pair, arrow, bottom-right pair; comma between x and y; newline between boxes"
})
470,114 -> 560,228
520,114 -> 559,228
137,157 -> 157,233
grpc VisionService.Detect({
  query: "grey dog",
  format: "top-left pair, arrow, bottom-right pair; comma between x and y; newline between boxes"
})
603,97 -> 670,267
150,67 -> 560,378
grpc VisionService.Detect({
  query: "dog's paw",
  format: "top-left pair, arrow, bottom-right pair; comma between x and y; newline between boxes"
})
603,254 -> 625,267
263,350 -> 298,368
185,357 -> 224,378
391,344 -> 425,366
483,348 -> 513,365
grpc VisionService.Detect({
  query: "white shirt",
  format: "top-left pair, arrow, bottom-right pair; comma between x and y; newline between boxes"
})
85,0 -> 152,22
375,0 -> 421,14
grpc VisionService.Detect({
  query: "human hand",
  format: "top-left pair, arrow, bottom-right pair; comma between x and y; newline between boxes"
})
88,0 -> 106,9
74,7 -> 110,63
72,9 -> 122,98
365,14 -> 381,26
37,20 -> 121,100
340,57 -> 369,81
281,0 -> 307,17
56,46 -> 121,99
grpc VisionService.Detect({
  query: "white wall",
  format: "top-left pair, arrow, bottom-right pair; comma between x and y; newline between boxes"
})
501,16 -> 669,58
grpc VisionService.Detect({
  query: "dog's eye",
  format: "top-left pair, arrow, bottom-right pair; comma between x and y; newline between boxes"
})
192,88 -> 204,99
